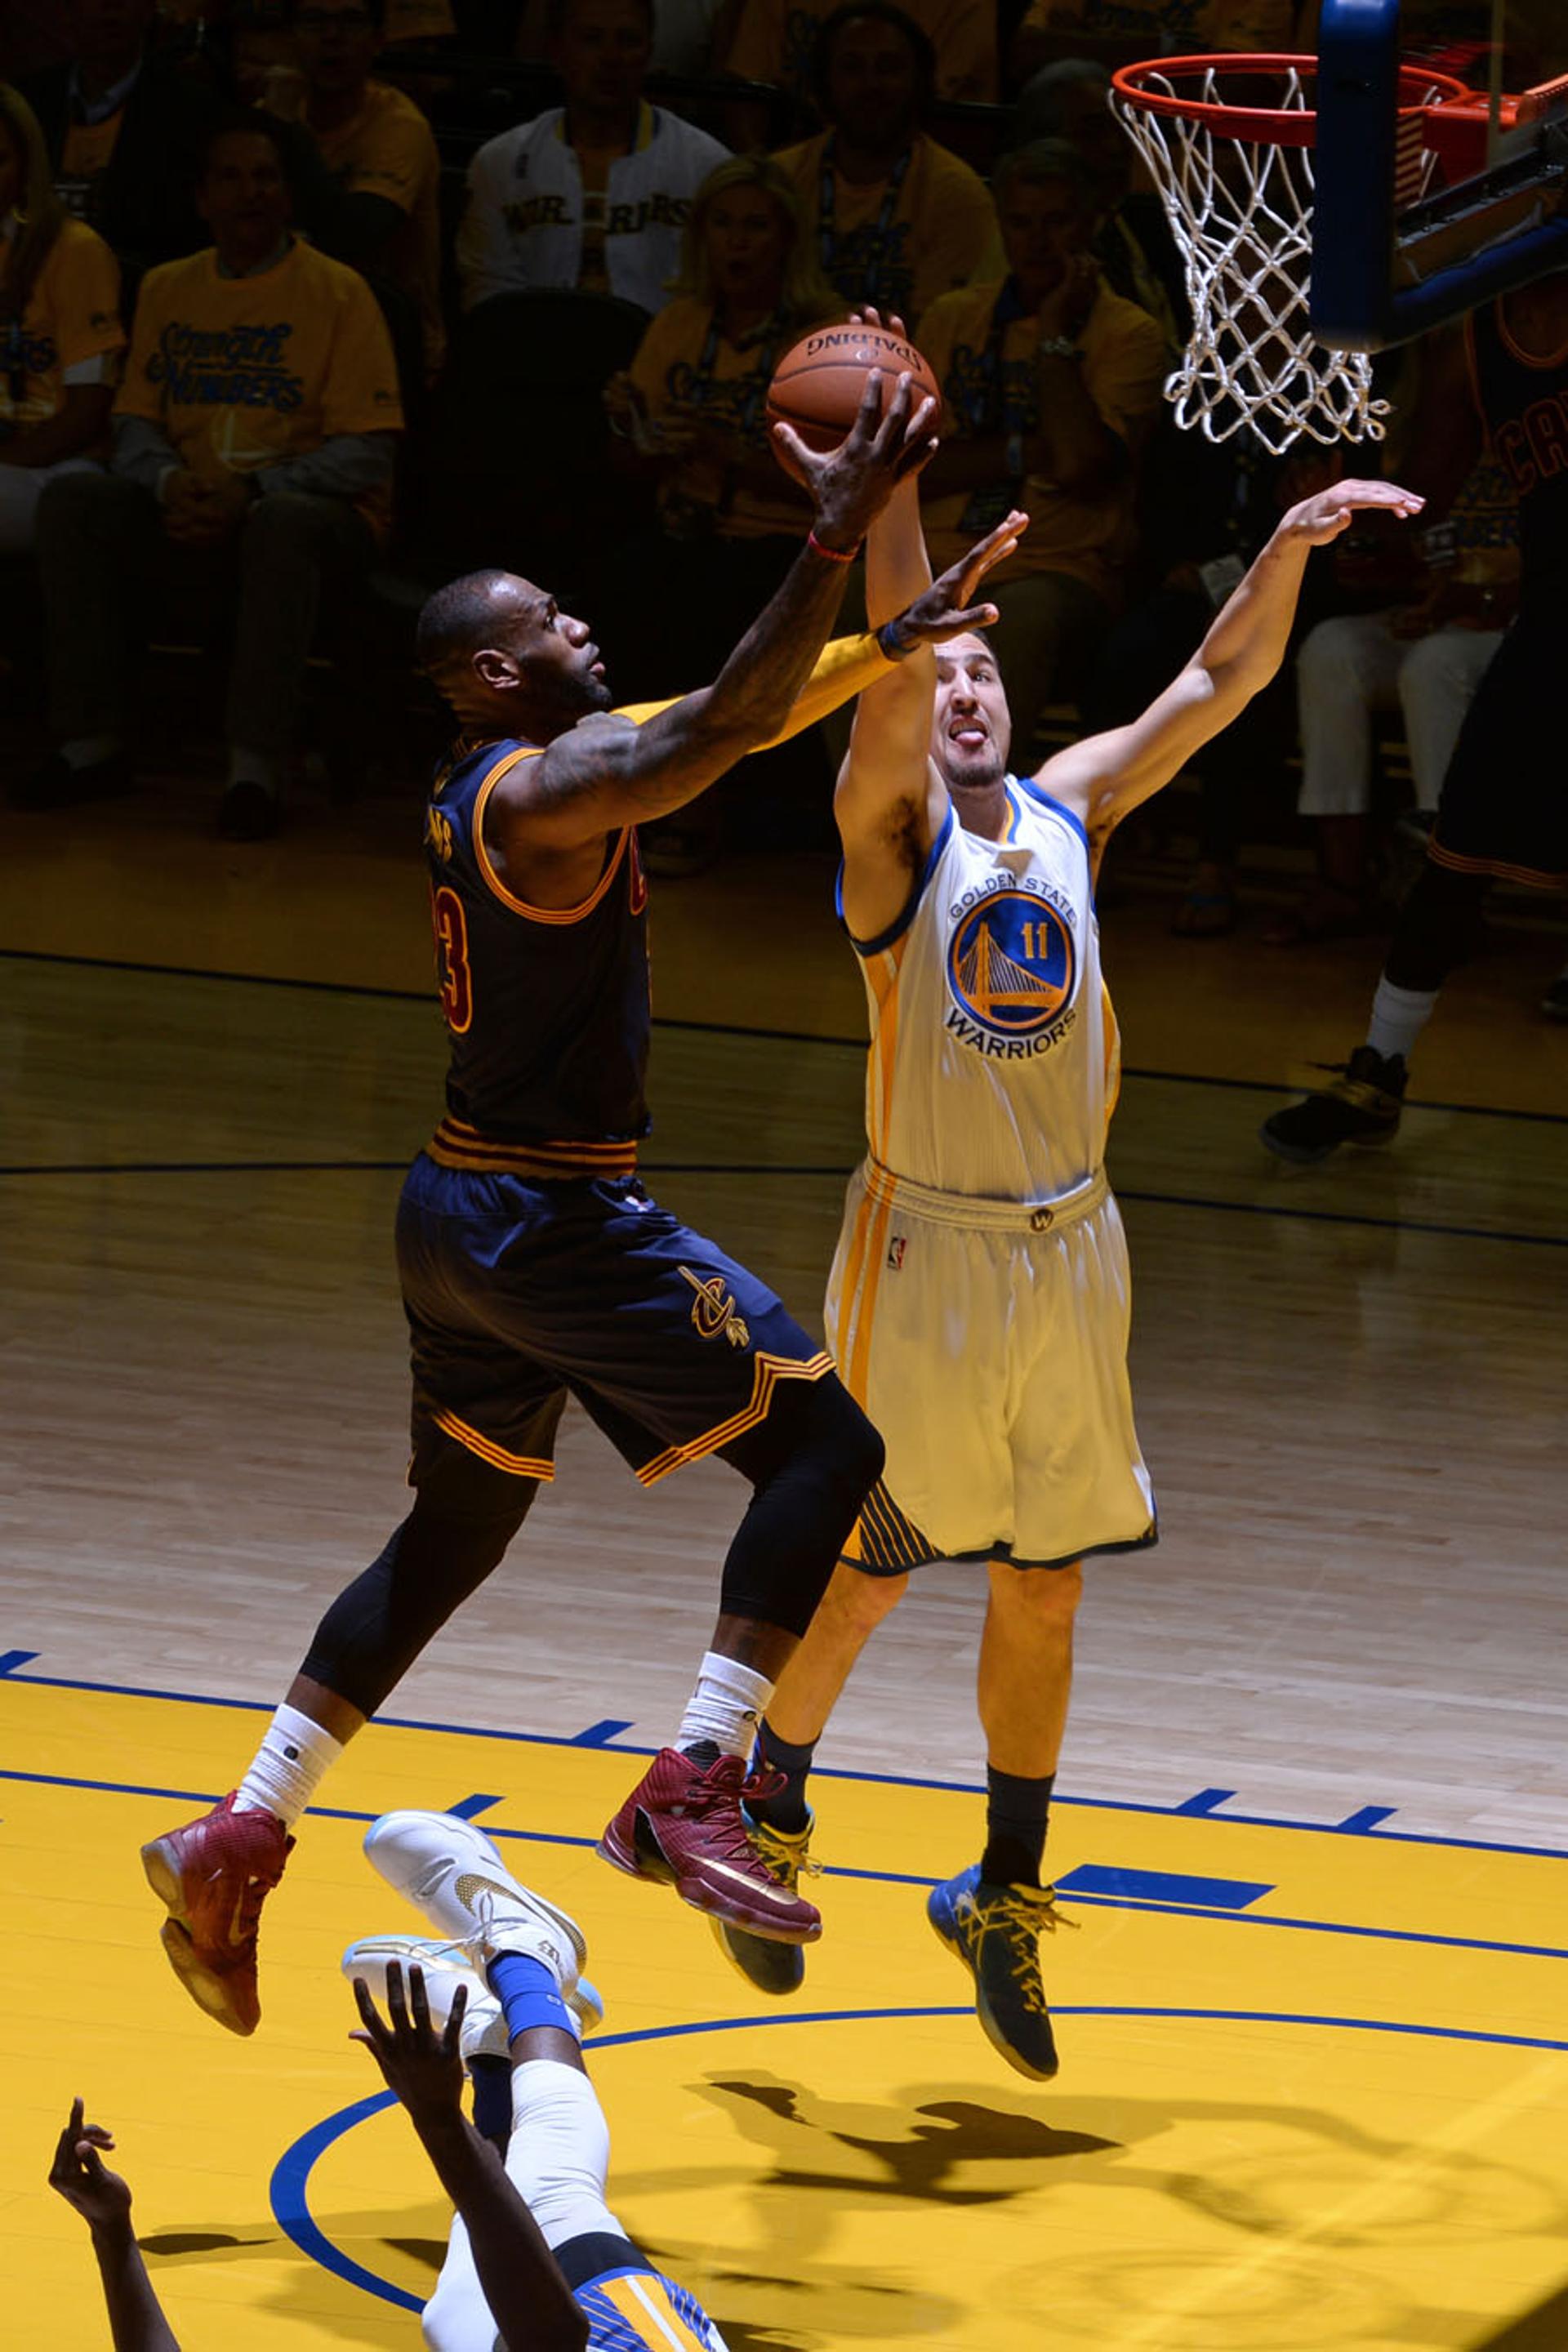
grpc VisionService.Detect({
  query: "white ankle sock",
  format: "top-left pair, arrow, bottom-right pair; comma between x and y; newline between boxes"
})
227,746 -> 280,796
61,735 -> 121,771
677,1651 -> 774,1761
233,1703 -> 343,1828
1365,977 -> 1438,1065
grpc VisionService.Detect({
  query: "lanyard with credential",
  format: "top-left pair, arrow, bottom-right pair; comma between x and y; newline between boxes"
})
687,308 -> 787,441
817,136 -> 912,301
957,278 -> 1036,534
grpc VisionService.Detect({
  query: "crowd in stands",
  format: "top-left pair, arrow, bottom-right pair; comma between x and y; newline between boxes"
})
0,0 -> 1555,964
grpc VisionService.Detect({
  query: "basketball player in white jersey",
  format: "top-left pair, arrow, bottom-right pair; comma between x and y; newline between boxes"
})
717,462 -> 1423,2079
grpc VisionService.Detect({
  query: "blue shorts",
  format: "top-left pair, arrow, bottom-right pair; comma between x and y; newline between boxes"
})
397,1155 -> 832,1486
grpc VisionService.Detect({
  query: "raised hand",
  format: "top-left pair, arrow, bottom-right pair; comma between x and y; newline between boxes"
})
773,368 -> 940,554
49,2099 -> 133,2230
882,508 -> 1031,656
350,1962 -> 468,2129
1282,478 -> 1425,546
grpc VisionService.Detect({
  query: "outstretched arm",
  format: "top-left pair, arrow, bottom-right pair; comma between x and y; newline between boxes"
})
488,373 -> 938,871
353,1968 -> 590,2352
836,497 -> 1027,941
1036,478 -> 1425,872
48,2104 -> 181,2352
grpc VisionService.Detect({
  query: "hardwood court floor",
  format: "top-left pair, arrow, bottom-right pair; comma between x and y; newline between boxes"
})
1,783 -> 1566,2348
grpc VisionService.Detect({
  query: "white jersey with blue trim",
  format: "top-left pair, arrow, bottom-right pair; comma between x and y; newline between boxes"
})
845,773 -> 1117,1205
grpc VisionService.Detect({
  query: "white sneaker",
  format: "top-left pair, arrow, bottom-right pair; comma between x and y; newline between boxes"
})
343,1927 -> 604,2047
342,1932 -> 510,2061
363,1811 -> 590,2008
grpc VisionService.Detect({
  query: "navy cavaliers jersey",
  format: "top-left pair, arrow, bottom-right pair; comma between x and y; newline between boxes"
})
1468,300 -> 1568,599
421,735 -> 651,1161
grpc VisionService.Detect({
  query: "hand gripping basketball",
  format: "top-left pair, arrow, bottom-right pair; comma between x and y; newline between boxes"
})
774,364 -> 940,556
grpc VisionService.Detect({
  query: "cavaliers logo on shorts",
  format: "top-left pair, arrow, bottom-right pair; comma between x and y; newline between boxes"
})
680,1266 -> 751,1348
945,886 -> 1077,1058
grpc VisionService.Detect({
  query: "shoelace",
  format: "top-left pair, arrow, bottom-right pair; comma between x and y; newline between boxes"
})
682,1757 -> 795,1877
956,1884 -> 1077,2017
747,1815 -> 824,1886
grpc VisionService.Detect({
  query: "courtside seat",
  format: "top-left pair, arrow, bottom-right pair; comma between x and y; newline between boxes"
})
421,287 -> 655,594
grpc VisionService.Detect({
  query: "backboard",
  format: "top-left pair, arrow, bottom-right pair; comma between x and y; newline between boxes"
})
1312,0 -> 1568,350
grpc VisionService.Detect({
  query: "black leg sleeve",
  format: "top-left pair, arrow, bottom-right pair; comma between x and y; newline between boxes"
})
1385,858 -> 1491,993
299,1443 -> 538,1717
716,1374 -> 884,1639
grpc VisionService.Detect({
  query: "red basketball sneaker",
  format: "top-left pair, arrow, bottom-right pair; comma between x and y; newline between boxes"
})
599,1748 -> 822,1942
140,1792 -> 294,2035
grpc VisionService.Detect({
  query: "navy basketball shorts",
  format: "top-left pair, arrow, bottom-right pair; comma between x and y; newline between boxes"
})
1430,600 -> 1568,889
396,1156 -> 833,1487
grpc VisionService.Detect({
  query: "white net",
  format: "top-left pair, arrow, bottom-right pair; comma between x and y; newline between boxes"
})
1111,64 -> 1388,453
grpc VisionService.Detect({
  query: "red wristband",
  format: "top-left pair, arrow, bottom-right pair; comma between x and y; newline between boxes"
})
808,528 -> 860,564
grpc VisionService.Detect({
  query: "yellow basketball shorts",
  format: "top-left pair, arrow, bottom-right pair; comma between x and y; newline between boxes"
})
826,1161 -> 1157,1570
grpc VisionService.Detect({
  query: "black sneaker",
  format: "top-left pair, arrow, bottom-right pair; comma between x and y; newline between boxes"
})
1542,970 -> 1568,1022
1259,1045 -> 1407,1165
218,779 -> 282,842
710,1808 -> 819,1995
7,749 -> 135,811
927,1866 -> 1076,2081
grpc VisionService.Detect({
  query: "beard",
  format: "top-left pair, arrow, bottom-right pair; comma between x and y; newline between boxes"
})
939,739 -> 1008,795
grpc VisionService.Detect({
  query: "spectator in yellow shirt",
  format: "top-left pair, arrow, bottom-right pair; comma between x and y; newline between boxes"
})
23,115 -> 403,839
773,4 -> 996,333
721,0 -> 998,105
274,0 -> 444,380
601,153 -> 844,866
0,82 -> 123,548
917,138 -> 1167,719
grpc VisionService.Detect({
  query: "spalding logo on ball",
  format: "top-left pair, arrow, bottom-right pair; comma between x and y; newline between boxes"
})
766,323 -> 942,452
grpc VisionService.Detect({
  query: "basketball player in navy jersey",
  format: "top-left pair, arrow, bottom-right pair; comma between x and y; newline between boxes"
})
1263,268 -> 1568,1159
138,371 -> 1026,2036
716,458 -> 1422,2081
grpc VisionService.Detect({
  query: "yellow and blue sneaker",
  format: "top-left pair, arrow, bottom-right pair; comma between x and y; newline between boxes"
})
711,1808 -> 821,1994
926,1865 -> 1076,2082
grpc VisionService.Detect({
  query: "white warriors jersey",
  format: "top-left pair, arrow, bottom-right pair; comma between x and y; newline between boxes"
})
844,774 -> 1120,1203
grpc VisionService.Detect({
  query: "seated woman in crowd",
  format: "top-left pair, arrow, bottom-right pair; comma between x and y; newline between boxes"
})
601,151 -> 844,867
0,82 -> 123,552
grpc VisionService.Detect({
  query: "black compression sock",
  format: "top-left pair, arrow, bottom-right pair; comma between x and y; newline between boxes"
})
749,1718 -> 817,1834
981,1766 -> 1054,1887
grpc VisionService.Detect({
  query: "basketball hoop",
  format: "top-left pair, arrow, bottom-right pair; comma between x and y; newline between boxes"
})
1111,54 -> 1470,452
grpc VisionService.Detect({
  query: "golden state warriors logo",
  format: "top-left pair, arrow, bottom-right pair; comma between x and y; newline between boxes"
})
946,885 -> 1076,1058
680,1267 -> 751,1348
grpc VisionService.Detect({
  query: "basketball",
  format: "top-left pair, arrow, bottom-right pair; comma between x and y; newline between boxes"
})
765,322 -> 942,452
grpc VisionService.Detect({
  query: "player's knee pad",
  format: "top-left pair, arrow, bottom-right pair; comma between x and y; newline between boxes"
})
301,1471 -> 538,1714
1386,859 -> 1490,991
719,1378 -> 884,1637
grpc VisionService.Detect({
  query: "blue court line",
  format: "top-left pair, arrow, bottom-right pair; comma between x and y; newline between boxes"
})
1174,1787 -> 1235,1815
570,1719 -> 635,1748
1055,1865 -> 1272,1909
6,944 -> 1565,1130
447,1793 -> 502,1820
5,1659 -> 1566,1864
270,2002 -> 1568,2317
8,1762 -> 1568,1967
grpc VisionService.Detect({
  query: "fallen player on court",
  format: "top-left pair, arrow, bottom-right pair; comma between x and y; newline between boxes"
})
717,452 -> 1423,2078
137,369 -> 1025,2036
348,1807 -> 732,2350
47,1809 -> 729,2352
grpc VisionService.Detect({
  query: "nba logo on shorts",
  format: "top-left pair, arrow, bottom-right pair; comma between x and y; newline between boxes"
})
887,1235 -> 906,1269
